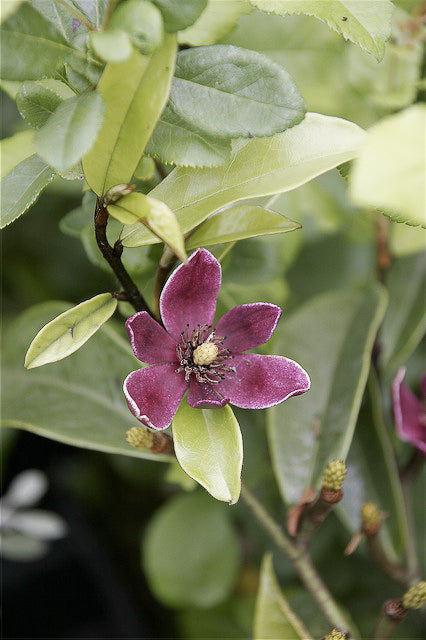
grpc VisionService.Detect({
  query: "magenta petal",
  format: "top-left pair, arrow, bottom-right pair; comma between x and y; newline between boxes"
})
216,303 -> 282,353
217,354 -> 310,409
123,365 -> 187,430
126,312 -> 177,364
188,378 -> 229,409
392,368 -> 426,455
160,249 -> 221,339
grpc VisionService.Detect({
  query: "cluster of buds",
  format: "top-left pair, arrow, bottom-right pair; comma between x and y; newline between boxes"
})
103,183 -> 135,205
322,629 -> 348,640
126,426 -> 174,455
402,581 -> 426,610
360,501 -> 382,538
321,459 -> 346,503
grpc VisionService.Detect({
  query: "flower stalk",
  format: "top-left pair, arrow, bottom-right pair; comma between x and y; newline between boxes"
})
371,599 -> 406,639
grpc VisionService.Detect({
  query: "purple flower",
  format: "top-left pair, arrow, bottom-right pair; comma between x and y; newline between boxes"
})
123,249 -> 310,430
392,367 -> 426,456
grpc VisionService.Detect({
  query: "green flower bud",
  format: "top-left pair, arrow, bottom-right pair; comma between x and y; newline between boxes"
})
323,459 -> 347,491
361,501 -> 381,537
403,581 -> 426,610
126,426 -> 154,450
323,629 -> 346,640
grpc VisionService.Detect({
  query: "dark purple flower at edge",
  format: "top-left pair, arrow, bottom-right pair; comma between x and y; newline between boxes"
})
123,249 -> 310,430
392,367 -> 426,456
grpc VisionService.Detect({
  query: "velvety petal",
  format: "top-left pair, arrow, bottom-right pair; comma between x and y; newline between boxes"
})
126,311 -> 177,364
217,354 -> 310,409
216,303 -> 282,353
123,365 -> 187,430
188,378 -> 229,409
392,368 -> 426,455
160,248 -> 221,339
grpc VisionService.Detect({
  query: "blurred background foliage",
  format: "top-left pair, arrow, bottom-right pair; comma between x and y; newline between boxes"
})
2,1 -> 425,638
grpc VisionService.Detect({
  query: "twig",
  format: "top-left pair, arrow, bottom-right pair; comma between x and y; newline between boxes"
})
296,488 -> 343,550
94,198 -> 151,314
152,246 -> 177,319
240,484 -> 354,634
370,599 -> 406,639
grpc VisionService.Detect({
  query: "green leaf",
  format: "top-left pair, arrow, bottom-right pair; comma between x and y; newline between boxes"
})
2,302 -> 169,462
16,82 -> 64,129
133,155 -> 156,181
254,554 -> 314,640
152,0 -> 207,32
146,104 -> 232,167
109,0 -> 164,54
0,3 -> 97,81
0,155 -> 55,229
34,91 -> 105,172
338,370 -> 410,561
1,0 -> 25,23
24,293 -> 118,368
90,29 -> 133,63
380,252 -> 426,378
143,492 -> 240,607
109,192 -> 187,262
267,285 -> 387,504
172,398 -> 243,504
171,44 -> 306,139
350,105 -> 426,227
250,0 -> 394,60
59,205 -> 88,237
121,112 -> 365,247
83,38 -> 176,195
178,0 -> 252,46
186,205 -> 300,249
0,130 -> 34,177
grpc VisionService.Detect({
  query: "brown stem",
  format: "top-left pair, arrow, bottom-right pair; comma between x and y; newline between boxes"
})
152,246 -> 177,319
94,198 -> 150,314
375,214 -> 391,284
240,484 -> 354,635
296,489 -> 343,550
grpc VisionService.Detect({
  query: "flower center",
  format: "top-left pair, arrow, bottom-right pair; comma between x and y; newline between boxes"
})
193,342 -> 219,366
175,324 -> 235,384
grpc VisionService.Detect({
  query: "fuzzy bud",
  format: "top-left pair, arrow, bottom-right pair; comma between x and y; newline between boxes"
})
402,581 -> 426,610
361,501 -> 381,537
323,459 -> 347,491
323,629 -> 346,640
126,426 -> 154,450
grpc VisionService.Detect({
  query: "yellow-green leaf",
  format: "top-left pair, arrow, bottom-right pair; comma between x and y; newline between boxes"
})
83,36 -> 176,195
254,554 -> 314,640
121,112 -> 365,247
186,205 -> 300,249
172,398 -> 243,504
24,293 -> 118,369
350,104 -> 426,228
109,192 -> 186,262
0,130 -> 34,178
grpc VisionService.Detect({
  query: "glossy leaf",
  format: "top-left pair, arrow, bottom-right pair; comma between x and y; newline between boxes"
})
121,113 -> 365,247
350,105 -> 426,227
179,0 -> 252,46
187,205 -> 300,249
0,3 -> 98,81
143,492 -> 240,607
90,30 -> 133,63
380,252 -> 426,379
170,45 -> 306,139
0,155 -> 55,229
0,130 -> 34,177
172,398 -> 243,504
35,91 -> 105,172
83,38 -> 176,195
152,0 -> 207,32
254,554 -> 314,639
338,370 -> 410,561
251,0 -> 394,60
109,0 -> 164,54
2,303 -> 170,462
17,82 -> 64,129
267,285 -> 387,504
110,192 -> 186,262
24,293 -> 118,368
146,105 -> 231,167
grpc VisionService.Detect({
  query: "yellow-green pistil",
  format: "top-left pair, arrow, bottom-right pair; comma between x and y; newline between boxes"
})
193,342 -> 219,366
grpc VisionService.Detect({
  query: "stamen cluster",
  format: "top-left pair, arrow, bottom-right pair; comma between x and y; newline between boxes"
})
176,323 -> 235,384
